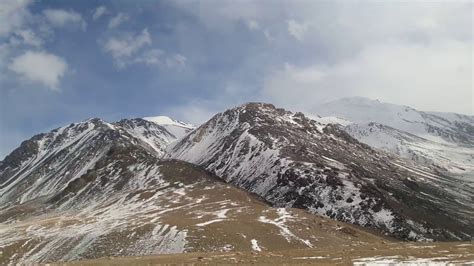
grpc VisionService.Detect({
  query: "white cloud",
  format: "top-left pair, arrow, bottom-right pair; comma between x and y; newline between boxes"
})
9,29 -> 42,47
263,29 -> 274,42
171,1 -> 472,114
0,44 -> 11,83
43,9 -> 86,30
0,0 -> 32,37
0,1 -> 50,49
108,13 -> 129,29
287,20 -> 308,41
134,49 -> 164,65
17,29 -> 42,46
263,41 -> 473,115
247,20 -> 259,31
92,6 -> 107,20
172,0 -> 273,30
135,50 -> 187,70
104,28 -> 152,67
8,51 -> 68,90
103,29 -> 186,70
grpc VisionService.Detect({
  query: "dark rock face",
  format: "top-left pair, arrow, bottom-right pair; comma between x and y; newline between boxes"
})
168,103 -> 474,240
0,136 -> 41,183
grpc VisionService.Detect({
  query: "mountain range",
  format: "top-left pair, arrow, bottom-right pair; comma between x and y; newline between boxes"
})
0,97 -> 473,263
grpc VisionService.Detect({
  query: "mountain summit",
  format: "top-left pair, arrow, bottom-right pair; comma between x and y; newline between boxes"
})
143,116 -> 195,139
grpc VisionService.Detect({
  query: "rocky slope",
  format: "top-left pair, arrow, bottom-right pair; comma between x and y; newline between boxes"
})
168,103 -> 473,241
0,118 -> 179,206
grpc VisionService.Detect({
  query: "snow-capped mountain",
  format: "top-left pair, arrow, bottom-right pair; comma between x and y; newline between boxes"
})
143,115 -> 195,139
0,114 -> 384,264
311,97 -> 474,178
1,103 -> 473,263
313,97 -> 474,145
345,123 -> 474,176
168,103 -> 473,241
0,118 -> 177,206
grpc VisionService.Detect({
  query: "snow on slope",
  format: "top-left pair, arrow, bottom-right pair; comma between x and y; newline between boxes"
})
168,102 -> 474,241
305,114 -> 353,128
115,118 -> 177,156
1,141 -> 381,264
1,161 -> 190,263
143,116 -> 194,139
345,123 -> 474,177
313,97 -> 474,145
0,118 -> 180,206
0,119 -> 112,205
312,97 -> 474,178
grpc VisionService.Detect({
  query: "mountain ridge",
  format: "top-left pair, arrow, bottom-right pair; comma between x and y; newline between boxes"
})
311,97 -> 473,185
168,102 -> 473,241
313,97 -> 474,145
1,100 -> 473,264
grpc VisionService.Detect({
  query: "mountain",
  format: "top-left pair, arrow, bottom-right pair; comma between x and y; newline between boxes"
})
1,103 -> 473,263
143,116 -> 194,139
344,122 -> 474,176
0,115 -> 384,264
167,103 -> 473,241
0,118 -> 178,206
313,97 -> 474,145
310,97 -> 474,180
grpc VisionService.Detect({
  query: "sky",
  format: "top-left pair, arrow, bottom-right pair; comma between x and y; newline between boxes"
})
0,0 -> 472,158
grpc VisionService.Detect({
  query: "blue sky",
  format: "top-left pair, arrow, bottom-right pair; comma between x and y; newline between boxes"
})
0,0 -> 472,158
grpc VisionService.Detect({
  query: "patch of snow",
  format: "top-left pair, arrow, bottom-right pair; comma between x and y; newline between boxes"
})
195,219 -> 225,227
293,256 -> 327,259
250,239 -> 262,252
306,114 -> 352,127
258,208 -> 313,248
143,116 -> 194,139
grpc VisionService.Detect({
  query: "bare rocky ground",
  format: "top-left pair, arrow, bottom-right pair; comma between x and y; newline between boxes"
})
59,242 -> 474,265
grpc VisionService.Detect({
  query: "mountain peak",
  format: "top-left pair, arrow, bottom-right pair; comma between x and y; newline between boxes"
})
238,102 -> 276,110
143,116 -> 194,140
322,97 -> 415,112
143,115 -> 194,129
